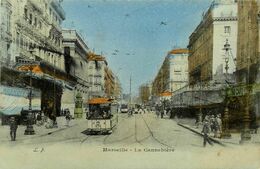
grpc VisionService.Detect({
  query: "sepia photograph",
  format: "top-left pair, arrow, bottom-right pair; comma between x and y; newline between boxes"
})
0,0 -> 259,169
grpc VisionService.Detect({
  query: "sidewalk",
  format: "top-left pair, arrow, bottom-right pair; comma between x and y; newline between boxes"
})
0,116 -> 85,144
176,118 -> 260,146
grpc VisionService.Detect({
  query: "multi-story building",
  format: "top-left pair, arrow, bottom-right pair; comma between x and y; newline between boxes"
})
0,0 -> 12,66
152,57 -> 169,96
236,0 -> 260,84
168,48 -> 189,92
104,67 -> 115,98
139,83 -> 151,104
188,0 -> 237,85
236,0 -> 260,127
0,0 -> 76,119
114,76 -> 122,100
87,52 -> 107,98
152,48 -> 189,96
62,29 -> 89,112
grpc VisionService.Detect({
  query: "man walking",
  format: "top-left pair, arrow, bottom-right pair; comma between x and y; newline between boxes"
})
9,117 -> 18,141
202,120 -> 213,147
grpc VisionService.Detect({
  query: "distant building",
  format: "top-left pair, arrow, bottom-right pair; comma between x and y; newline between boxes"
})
152,48 -> 188,96
114,76 -> 122,100
168,48 -> 189,92
139,83 -> 151,104
188,0 -> 238,85
87,53 -> 107,98
104,67 -> 115,98
152,57 -> 169,96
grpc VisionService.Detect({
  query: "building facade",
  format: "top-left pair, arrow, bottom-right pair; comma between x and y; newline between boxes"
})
152,57 -> 169,96
87,53 -> 107,98
168,48 -> 189,92
114,76 -> 122,100
236,0 -> 260,84
0,0 -> 75,119
188,0 -> 237,85
62,29 -> 89,112
104,67 -> 115,98
139,83 -> 151,104
236,0 -> 260,127
0,0 -> 12,66
152,48 -> 189,96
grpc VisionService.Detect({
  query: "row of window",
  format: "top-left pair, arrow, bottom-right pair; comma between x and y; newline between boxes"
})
24,8 -> 43,29
46,3 -> 62,25
15,32 -> 63,68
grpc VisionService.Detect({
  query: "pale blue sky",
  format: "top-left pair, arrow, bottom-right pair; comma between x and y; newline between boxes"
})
62,0 -> 212,95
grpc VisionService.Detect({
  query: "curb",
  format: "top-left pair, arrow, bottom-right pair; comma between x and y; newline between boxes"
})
178,123 -> 226,147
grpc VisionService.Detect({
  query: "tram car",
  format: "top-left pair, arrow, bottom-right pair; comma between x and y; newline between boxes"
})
86,98 -> 118,134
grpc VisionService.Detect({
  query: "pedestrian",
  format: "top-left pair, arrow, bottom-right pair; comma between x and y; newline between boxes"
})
9,117 -> 18,141
65,111 -> 71,126
209,115 -> 215,133
216,114 -> 222,138
36,113 -> 42,126
161,110 -> 164,119
201,120 -> 213,147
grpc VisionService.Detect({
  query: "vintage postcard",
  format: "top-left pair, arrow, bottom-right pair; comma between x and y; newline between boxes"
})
0,0 -> 259,169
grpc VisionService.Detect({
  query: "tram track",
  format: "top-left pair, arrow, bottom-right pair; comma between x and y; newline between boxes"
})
102,115 -> 132,145
139,114 -> 175,149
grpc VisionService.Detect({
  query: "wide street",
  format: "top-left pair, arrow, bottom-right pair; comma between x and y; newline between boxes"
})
1,112 -> 219,149
1,112 -> 260,169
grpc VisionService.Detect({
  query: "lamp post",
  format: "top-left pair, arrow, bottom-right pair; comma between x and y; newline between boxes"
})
24,46 -> 35,135
221,39 -> 231,138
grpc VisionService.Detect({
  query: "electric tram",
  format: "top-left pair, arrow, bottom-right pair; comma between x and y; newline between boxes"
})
86,98 -> 118,134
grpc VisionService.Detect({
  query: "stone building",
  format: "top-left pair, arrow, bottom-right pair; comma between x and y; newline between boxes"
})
152,56 -> 169,96
62,29 -> 90,113
104,67 -> 115,98
152,48 -> 188,96
0,0 -> 12,66
114,76 -> 122,100
236,0 -> 260,128
0,0 -> 75,119
188,0 -> 238,85
139,83 -> 151,104
87,53 -> 107,98
236,0 -> 260,84
168,48 -> 189,92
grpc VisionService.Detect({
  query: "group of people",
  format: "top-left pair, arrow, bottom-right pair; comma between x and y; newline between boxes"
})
201,114 -> 222,147
8,109 -> 73,141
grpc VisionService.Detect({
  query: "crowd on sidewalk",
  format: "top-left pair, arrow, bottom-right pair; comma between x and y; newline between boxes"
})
177,115 -> 260,145
0,109 -> 73,142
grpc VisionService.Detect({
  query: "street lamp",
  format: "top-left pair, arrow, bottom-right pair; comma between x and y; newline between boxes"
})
24,46 -> 36,135
221,39 -> 231,138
